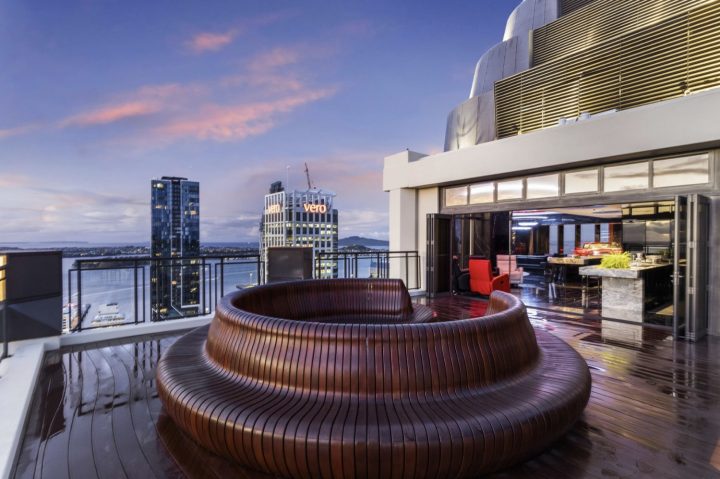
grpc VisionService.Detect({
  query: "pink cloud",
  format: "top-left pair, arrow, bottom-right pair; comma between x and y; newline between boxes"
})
248,47 -> 302,71
59,101 -> 160,127
183,11 -> 295,55
0,124 -> 38,139
186,31 -> 236,53
58,83 -> 202,128
155,87 -> 336,141
221,45 -> 333,94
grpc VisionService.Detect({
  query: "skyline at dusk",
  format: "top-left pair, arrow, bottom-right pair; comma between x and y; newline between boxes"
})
1,1 -> 517,243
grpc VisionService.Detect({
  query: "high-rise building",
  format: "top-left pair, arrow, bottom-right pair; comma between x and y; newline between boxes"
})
150,176 -> 200,320
261,182 -> 338,279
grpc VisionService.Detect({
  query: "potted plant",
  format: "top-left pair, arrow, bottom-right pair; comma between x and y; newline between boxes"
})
600,252 -> 632,269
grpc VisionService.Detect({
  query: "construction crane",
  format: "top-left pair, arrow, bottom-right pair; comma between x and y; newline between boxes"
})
304,162 -> 315,190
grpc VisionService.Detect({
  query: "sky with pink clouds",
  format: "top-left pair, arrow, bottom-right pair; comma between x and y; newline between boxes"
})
0,0 -> 517,243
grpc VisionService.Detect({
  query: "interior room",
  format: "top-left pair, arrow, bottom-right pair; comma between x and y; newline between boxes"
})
450,201 -> 677,327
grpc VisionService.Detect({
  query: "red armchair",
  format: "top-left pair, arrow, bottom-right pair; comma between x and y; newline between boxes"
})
469,258 -> 511,295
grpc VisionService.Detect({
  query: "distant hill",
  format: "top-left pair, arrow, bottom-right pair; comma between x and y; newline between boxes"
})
338,236 -> 389,248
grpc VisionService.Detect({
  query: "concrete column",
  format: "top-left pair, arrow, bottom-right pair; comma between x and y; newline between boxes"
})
384,150 -> 432,291
417,188 -> 440,291
389,188 -> 417,288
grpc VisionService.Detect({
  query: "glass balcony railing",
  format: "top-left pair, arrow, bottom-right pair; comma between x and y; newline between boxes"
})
66,254 -> 262,332
316,251 -> 421,290
63,250 -> 421,333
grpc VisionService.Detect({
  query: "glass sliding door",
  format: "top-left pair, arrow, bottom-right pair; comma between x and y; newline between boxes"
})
686,195 -> 710,341
426,214 -> 452,296
674,195 -> 710,340
674,196 -> 688,338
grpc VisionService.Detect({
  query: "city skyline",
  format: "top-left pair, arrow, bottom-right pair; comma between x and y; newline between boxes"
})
1,1 -> 517,243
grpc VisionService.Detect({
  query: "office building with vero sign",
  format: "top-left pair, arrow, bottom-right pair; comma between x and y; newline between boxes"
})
261,181 -> 339,279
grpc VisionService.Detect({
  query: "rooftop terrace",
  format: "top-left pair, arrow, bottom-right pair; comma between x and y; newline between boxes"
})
10,295 -> 720,478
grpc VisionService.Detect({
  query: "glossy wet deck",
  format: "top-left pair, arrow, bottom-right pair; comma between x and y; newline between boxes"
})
13,295 -> 720,478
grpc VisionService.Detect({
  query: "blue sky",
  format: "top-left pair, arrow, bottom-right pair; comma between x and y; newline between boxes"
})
1,0 -> 517,243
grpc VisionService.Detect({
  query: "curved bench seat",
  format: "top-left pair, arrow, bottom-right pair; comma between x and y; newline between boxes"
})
157,279 -> 591,478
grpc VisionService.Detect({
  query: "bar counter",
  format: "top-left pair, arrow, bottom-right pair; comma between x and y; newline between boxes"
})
579,263 -> 673,322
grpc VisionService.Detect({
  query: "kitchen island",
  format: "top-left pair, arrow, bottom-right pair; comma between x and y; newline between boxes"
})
579,263 -> 673,322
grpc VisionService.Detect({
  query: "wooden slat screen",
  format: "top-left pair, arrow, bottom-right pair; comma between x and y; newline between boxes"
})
559,0 -> 597,16
534,0 -> 710,67
496,0 -> 720,139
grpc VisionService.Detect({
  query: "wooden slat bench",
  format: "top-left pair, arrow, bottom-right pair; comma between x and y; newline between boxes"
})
157,279 -> 591,478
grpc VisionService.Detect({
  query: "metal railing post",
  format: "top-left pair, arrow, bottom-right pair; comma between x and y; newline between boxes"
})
77,261 -> 82,332
142,265 -> 146,323
257,255 -> 262,285
416,252 -> 420,290
201,257 -> 207,315
405,252 -> 409,286
133,260 -> 139,325
67,268 -> 72,331
220,257 -> 225,298
1,265 -> 7,360
2,300 -> 7,360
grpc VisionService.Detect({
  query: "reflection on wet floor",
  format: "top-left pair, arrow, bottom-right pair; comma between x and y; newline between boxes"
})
514,274 -> 674,328
12,295 -> 720,479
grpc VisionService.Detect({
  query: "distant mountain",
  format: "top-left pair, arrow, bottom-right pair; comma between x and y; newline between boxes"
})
338,236 -> 389,248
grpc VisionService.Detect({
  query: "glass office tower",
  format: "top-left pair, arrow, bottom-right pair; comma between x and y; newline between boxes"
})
150,176 -> 200,320
261,182 -> 339,280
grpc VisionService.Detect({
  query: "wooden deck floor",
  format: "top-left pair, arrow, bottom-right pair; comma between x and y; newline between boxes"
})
12,295 -> 720,478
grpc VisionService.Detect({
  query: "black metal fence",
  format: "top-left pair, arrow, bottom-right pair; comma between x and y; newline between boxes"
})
66,254 -> 262,332
315,251 -> 421,290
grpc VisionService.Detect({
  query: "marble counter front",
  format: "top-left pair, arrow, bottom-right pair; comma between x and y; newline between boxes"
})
579,264 -> 672,322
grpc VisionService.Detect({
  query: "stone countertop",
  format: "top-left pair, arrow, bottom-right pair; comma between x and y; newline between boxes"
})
579,263 -> 672,279
547,256 -> 603,265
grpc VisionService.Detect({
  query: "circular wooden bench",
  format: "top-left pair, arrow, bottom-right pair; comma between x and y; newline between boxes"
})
157,279 -> 591,478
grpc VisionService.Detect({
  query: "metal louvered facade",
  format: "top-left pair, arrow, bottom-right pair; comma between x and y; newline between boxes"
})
496,0 -> 720,139
559,0 -> 597,16
534,0 -> 711,67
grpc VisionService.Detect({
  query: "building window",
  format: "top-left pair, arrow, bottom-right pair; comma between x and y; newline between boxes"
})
445,186 -> 468,206
526,174 -> 559,199
497,179 -> 524,201
604,162 -> 649,192
469,183 -> 494,204
564,169 -> 598,194
653,154 -> 710,188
